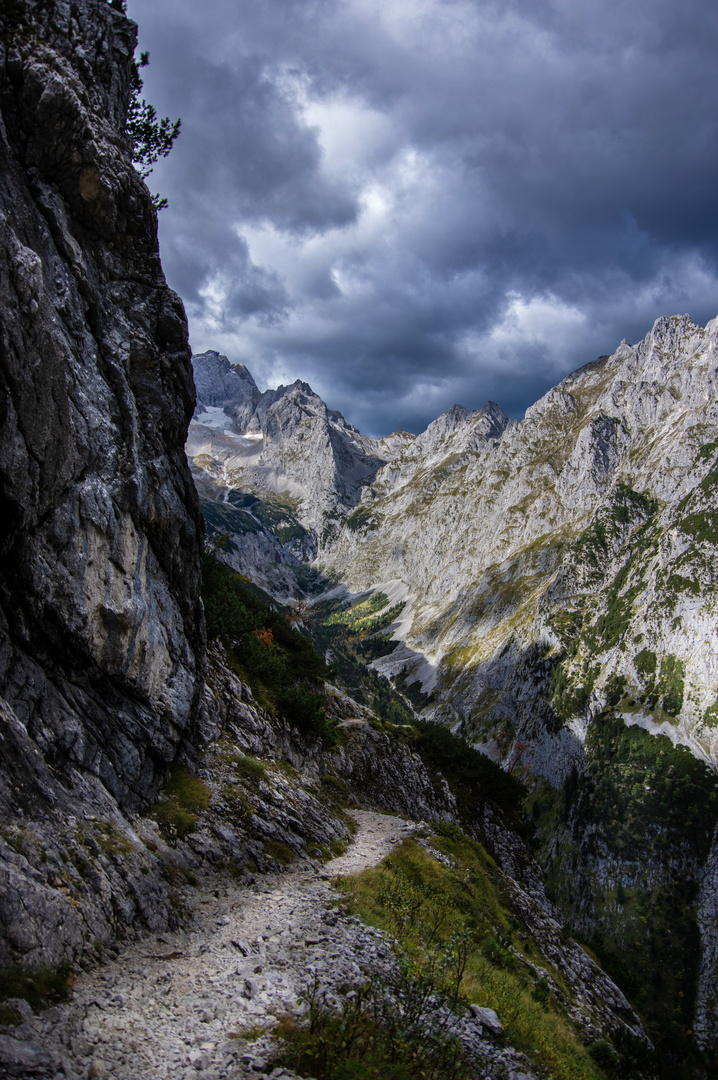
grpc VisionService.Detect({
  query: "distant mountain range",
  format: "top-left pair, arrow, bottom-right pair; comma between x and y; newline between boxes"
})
189,315 -> 718,1049
189,316 -> 718,774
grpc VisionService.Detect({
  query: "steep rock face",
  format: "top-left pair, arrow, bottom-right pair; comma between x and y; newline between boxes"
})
189,350 -> 391,535
323,316 -> 718,758
192,349 -> 261,428
0,0 -> 204,962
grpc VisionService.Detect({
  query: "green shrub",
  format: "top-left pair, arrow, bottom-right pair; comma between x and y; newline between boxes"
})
231,755 -> 267,786
634,649 -> 657,676
149,766 -> 210,840
274,971 -> 471,1080
587,1040 -> 620,1072
703,697 -> 718,727
264,839 -> 294,866
163,767 -> 210,812
604,673 -> 627,707
659,655 -> 684,716
0,964 -> 73,1012
276,685 -> 339,748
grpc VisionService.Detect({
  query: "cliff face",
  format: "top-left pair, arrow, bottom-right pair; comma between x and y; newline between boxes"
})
0,0 -> 204,963
188,350 -> 390,537
0,0 -> 204,811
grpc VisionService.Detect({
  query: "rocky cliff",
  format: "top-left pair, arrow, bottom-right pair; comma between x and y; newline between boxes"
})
188,350 -> 387,539
0,0 -> 204,965
190,317 -> 718,773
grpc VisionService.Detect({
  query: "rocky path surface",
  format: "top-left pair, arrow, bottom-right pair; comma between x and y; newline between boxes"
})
26,811 -> 415,1080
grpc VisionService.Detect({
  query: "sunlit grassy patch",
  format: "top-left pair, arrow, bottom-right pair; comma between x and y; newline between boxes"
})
335,826 -> 615,1080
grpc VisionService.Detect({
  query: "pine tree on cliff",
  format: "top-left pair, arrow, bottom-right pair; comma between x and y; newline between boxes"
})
109,0 -> 181,210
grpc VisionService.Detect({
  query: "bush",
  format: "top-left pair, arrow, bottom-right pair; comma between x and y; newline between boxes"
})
230,755 -> 267,786
274,971 -> 472,1080
587,1039 -> 620,1072
202,553 -> 339,746
634,649 -> 657,676
276,685 -> 339,748
0,964 -> 73,1012
150,766 -> 210,840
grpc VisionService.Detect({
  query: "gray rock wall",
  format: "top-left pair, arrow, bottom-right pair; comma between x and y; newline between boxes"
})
0,0 -> 205,966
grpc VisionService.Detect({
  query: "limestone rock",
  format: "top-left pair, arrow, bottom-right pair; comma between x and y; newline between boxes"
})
0,0 -> 203,966
468,1004 -> 504,1035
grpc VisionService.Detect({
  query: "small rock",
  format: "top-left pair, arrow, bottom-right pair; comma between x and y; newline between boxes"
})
3,999 -> 34,1027
88,1059 -> 107,1078
190,1049 -> 211,1071
468,1004 -> 503,1035
0,1033 -> 54,1076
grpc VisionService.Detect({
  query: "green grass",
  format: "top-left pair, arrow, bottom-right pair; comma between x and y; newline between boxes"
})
335,829 -> 616,1080
149,766 -> 210,840
703,696 -> 718,727
264,839 -> 295,866
228,754 -> 267,787
81,821 -> 133,856
659,655 -> 684,716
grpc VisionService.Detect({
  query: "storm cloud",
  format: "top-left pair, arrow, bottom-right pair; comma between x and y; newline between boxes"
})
129,0 -> 718,435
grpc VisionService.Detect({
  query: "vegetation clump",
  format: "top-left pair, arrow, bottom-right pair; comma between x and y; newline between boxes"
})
150,766 -> 210,840
634,648 -> 657,676
264,839 -> 295,866
0,963 -> 73,1014
275,969 -> 472,1080
330,829 -> 620,1080
202,552 -> 339,747
345,505 -> 379,532
228,754 -> 267,787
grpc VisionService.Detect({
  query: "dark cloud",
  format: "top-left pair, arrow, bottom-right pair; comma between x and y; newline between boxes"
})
129,0 -> 718,436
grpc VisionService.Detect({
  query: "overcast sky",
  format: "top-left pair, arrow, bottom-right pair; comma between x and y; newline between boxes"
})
127,0 -> 718,437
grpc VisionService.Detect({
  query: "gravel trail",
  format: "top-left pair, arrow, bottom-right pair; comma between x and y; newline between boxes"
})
30,811 -> 414,1080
